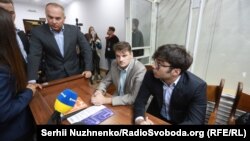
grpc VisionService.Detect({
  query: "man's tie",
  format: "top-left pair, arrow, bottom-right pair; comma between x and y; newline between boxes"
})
118,69 -> 126,96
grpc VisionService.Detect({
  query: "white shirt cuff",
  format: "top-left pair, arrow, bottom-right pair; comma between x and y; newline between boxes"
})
135,116 -> 144,123
28,80 -> 36,83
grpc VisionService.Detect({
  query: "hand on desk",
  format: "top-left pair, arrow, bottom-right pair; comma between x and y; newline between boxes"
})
135,117 -> 154,125
26,83 -> 42,96
82,71 -> 92,78
91,91 -> 112,105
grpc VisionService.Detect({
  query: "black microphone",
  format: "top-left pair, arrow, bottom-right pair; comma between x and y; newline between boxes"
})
76,18 -> 78,26
48,89 -> 77,124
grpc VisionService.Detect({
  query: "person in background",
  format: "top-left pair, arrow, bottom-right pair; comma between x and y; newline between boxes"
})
132,18 -> 144,57
85,26 -> 102,81
91,42 -> 146,106
28,2 -> 92,82
105,26 -> 119,70
0,0 -> 29,68
134,44 -> 207,125
0,7 -> 41,141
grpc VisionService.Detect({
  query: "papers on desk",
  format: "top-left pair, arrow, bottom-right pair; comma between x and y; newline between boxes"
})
60,97 -> 87,119
67,105 -> 114,125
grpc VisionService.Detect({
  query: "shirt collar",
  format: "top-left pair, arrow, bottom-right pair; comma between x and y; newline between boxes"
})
162,75 -> 181,88
117,59 -> 132,72
50,25 -> 64,33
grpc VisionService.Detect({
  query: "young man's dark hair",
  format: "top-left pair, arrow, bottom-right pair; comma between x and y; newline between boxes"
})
109,26 -> 115,32
113,41 -> 132,53
152,44 -> 193,73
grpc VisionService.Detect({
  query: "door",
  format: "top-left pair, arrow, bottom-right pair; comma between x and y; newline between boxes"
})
126,0 -> 157,64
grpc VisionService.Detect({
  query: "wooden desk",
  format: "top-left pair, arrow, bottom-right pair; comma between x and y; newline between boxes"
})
29,75 -> 168,125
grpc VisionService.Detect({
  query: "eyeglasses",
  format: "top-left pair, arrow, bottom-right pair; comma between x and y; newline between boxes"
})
153,60 -> 172,70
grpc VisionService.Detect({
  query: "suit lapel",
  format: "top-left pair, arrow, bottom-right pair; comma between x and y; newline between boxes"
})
147,71 -> 164,108
155,80 -> 164,107
123,59 -> 135,90
63,25 -> 69,58
170,74 -> 185,105
44,24 -> 64,58
114,63 -> 120,89
17,31 -> 29,54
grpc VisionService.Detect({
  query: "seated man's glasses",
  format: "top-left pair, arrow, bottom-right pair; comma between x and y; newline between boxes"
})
153,60 -> 172,70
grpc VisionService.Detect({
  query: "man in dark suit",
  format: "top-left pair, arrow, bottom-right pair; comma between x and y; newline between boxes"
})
0,0 -> 29,66
134,44 -> 207,125
28,2 -> 92,82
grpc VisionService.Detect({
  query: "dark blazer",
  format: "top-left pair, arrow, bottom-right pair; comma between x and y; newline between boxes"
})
17,30 -> 30,54
0,66 -> 34,141
132,29 -> 144,57
28,24 -> 92,81
105,35 -> 119,59
17,30 -> 30,71
134,70 -> 207,124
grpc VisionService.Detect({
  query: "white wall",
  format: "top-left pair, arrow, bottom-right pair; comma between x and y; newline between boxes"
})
14,2 -> 45,31
65,0 -> 125,70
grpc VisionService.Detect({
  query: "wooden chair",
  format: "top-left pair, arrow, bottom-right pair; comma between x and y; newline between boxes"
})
228,82 -> 250,124
145,65 -> 153,71
206,79 -> 225,124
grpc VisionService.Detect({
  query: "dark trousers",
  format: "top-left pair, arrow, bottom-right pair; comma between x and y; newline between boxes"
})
92,50 -> 100,75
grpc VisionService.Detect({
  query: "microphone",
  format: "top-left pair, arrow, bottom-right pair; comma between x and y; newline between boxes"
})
76,18 -> 78,26
48,89 -> 78,124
